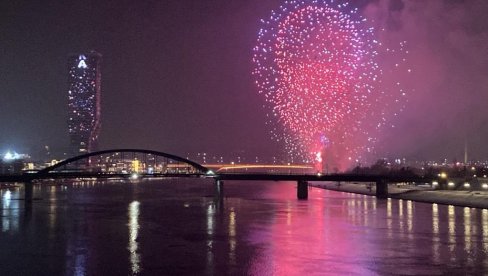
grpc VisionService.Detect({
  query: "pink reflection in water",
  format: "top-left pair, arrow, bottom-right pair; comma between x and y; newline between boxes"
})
247,183 -> 376,275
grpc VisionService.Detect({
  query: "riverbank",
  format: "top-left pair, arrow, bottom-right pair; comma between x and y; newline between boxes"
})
311,182 -> 488,209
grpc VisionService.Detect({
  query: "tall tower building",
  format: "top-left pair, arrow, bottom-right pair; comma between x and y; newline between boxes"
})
67,51 -> 102,155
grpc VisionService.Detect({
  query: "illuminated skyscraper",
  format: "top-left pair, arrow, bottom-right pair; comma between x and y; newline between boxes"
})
67,51 -> 101,155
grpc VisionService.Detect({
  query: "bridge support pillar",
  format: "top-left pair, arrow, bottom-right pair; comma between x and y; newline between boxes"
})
376,179 -> 388,199
24,181 -> 33,204
215,180 -> 224,198
297,180 -> 308,200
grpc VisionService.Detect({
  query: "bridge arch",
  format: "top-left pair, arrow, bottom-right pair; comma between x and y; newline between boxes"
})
38,149 -> 209,175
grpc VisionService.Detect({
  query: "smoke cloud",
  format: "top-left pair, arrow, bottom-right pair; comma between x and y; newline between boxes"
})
364,0 -> 488,161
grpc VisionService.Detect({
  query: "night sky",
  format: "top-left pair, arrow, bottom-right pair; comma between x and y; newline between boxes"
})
2,0 -> 488,162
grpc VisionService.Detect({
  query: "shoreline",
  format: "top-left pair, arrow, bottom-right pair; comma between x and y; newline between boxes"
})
311,182 -> 488,209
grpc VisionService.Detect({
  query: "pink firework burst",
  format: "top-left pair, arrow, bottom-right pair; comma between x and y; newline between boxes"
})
253,0 -> 407,171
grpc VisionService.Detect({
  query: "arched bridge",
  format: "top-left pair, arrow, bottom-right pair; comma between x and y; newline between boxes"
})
36,149 -> 210,179
2,148 -> 435,200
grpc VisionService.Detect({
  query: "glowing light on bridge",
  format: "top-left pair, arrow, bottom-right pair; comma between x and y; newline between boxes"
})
216,164 -> 314,173
253,0 -> 408,170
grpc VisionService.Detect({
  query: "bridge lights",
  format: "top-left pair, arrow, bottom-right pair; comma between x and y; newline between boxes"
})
439,172 -> 447,179
131,173 -> 139,180
432,181 -> 439,187
464,182 -> 470,188
482,183 -> 488,189
448,182 -> 455,188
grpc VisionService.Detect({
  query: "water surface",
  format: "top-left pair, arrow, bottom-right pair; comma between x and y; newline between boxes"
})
0,179 -> 487,275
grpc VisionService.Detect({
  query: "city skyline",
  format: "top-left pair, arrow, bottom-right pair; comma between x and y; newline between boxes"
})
1,0 -> 488,164
3,2 -> 488,275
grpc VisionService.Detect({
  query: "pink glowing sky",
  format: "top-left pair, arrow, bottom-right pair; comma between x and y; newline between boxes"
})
1,0 -> 487,162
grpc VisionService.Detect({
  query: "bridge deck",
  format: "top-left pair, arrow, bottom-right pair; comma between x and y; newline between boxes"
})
215,173 -> 432,184
0,172 -> 432,184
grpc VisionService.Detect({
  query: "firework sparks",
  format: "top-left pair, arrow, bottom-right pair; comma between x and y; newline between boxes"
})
253,0 -> 407,171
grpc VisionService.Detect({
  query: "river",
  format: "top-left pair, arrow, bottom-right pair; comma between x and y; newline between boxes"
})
0,179 -> 487,275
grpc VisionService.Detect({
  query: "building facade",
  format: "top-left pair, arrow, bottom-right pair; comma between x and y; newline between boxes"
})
67,51 -> 102,155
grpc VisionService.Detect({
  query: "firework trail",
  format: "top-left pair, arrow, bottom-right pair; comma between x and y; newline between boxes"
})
253,0 -> 407,171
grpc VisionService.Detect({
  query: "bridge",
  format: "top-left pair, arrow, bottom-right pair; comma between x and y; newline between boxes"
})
0,149 -> 434,200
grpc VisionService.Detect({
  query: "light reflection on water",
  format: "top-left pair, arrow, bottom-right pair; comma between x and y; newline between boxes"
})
387,198 -> 392,239
399,199 -> 404,235
49,186 -> 57,232
407,200 -> 413,235
1,189 -> 19,233
448,204 -> 457,262
484,209 -> 488,253
228,208 -> 237,266
432,203 -> 440,263
206,202 -> 216,275
0,180 -> 487,275
128,201 -> 141,274
465,207 -> 472,259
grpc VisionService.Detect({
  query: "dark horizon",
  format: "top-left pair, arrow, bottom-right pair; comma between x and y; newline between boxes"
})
2,0 -> 488,163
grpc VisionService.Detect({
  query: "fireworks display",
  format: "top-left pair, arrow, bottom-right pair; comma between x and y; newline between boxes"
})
253,0 -> 407,171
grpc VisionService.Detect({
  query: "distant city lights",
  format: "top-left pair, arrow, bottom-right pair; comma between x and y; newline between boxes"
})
2,151 -> 25,161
